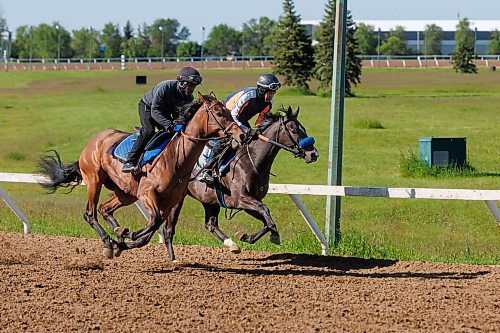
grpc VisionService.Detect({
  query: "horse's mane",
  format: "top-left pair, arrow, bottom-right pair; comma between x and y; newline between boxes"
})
257,106 -> 295,131
175,100 -> 202,124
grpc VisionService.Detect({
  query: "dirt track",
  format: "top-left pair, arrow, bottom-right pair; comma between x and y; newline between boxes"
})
0,231 -> 498,332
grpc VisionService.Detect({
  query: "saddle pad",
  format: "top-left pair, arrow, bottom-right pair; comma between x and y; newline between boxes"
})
113,133 -> 171,166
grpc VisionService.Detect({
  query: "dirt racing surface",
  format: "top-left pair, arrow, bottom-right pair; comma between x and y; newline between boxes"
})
0,232 -> 498,332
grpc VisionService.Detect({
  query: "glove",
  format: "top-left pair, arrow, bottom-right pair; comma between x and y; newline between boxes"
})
173,124 -> 186,133
240,125 -> 250,133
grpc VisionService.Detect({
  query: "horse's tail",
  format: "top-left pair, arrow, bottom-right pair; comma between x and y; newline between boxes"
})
37,150 -> 83,193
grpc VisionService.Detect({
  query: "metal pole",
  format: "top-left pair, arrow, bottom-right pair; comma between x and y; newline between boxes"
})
325,0 -> 347,244
200,26 -> 205,69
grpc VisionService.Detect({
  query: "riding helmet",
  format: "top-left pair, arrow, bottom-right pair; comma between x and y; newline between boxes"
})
256,73 -> 281,95
177,67 -> 203,85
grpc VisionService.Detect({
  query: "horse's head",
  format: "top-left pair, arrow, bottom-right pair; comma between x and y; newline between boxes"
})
192,92 -> 246,148
258,106 -> 319,163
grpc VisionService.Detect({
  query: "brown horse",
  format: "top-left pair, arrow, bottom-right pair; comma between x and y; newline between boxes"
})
160,106 -> 319,261
38,93 -> 245,259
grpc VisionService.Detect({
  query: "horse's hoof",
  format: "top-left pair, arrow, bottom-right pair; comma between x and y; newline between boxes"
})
229,243 -> 241,254
113,248 -> 122,257
102,248 -> 114,259
270,234 -> 281,245
114,227 -> 129,238
234,231 -> 246,241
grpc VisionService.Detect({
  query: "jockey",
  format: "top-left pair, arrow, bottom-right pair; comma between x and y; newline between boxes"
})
197,73 -> 281,183
122,67 -> 203,173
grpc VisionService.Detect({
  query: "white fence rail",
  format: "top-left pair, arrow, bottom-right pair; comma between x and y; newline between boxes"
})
1,172 -> 499,255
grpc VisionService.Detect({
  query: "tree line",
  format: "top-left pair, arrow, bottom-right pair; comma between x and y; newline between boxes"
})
2,0 -> 491,90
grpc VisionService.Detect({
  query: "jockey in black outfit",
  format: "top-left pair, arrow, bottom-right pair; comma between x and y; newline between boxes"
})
122,67 -> 203,173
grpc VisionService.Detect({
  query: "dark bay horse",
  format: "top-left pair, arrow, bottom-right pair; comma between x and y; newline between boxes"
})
38,93 -> 245,259
160,106 -> 319,261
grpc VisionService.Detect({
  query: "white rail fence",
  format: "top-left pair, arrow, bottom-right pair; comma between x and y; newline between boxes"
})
1,172 -> 499,255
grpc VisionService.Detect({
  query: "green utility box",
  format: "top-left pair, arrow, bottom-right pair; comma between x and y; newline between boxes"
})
419,137 -> 466,167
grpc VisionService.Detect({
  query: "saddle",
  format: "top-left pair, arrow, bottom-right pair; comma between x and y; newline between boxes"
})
110,130 -> 172,167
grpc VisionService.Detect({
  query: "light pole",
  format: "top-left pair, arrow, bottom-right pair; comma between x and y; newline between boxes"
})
88,27 -> 93,69
159,26 -> 164,70
240,26 -> 245,69
200,26 -> 205,69
377,28 -> 381,67
474,27 -> 477,61
29,26 -> 33,71
56,24 -> 61,70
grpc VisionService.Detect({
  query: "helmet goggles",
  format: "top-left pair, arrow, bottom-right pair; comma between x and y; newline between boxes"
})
259,82 -> 281,91
179,74 -> 203,85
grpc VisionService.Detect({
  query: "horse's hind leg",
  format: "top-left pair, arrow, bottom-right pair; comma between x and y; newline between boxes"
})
120,191 -> 163,249
235,197 -> 280,245
203,203 -> 241,254
81,172 -> 115,259
98,191 -> 137,256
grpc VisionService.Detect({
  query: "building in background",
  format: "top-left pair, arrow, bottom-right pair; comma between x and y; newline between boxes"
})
301,19 -> 500,55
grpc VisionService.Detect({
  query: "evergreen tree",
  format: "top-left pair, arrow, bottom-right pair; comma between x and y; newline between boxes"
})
273,0 -> 315,90
452,18 -> 477,74
314,0 -> 361,96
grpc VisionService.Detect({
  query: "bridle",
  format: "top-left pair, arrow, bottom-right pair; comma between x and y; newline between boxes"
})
257,116 -> 314,159
181,99 -> 238,143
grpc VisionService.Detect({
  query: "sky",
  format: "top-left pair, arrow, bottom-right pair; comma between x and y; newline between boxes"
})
2,0 -> 499,42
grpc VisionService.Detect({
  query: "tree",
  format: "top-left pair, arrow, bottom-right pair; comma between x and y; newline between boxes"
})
176,41 -> 201,58
71,27 -> 99,58
378,26 -> 412,55
452,18 -> 477,74
99,23 -> 122,58
354,23 -> 377,55
487,29 -> 500,55
123,20 -> 134,41
273,0 -> 315,90
241,17 -> 276,56
314,0 -> 362,96
205,24 -> 241,56
423,24 -> 443,55
147,18 -> 189,57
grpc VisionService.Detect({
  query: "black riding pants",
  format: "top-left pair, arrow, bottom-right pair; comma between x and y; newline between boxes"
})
126,100 -> 161,163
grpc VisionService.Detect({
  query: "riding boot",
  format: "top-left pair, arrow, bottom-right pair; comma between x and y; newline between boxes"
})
122,135 -> 146,173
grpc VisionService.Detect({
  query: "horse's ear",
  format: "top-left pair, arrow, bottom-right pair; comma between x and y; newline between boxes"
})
293,106 -> 300,118
210,91 -> 217,100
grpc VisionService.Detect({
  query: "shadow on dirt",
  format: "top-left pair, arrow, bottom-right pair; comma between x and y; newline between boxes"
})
168,253 -> 491,280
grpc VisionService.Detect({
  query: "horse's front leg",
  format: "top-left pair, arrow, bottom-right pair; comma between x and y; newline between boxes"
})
203,203 -> 241,254
160,196 -> 186,262
235,197 -> 280,245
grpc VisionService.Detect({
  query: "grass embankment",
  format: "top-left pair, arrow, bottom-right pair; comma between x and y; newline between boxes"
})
0,68 -> 499,264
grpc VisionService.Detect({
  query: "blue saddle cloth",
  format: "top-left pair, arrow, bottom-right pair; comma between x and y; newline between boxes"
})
112,131 -> 171,166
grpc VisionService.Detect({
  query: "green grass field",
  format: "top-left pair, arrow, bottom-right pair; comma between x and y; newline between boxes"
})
0,67 -> 499,264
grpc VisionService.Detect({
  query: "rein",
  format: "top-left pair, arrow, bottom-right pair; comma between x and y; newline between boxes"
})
180,102 -> 236,143
256,117 -> 306,159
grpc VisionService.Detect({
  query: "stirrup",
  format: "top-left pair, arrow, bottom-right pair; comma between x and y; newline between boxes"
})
122,161 -> 136,173
197,170 -> 214,184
